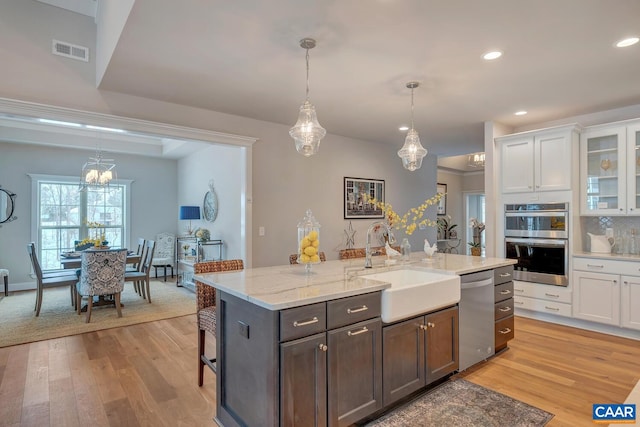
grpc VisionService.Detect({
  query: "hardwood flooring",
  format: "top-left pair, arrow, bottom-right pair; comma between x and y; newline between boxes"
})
0,315 -> 638,426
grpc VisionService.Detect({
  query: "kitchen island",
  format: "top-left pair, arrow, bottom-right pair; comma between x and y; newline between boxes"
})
195,253 -> 515,427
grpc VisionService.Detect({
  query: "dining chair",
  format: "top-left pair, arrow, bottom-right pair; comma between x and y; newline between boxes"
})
194,259 -> 244,386
124,240 -> 155,302
338,246 -> 399,260
151,232 -> 175,281
27,242 -> 79,316
126,237 -> 146,273
75,248 -> 127,323
289,251 -> 326,264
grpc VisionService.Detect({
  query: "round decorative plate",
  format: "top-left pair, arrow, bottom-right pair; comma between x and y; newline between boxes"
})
203,190 -> 218,222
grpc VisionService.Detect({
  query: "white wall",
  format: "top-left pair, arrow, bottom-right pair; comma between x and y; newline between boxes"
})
0,141 -> 177,287
177,143 -> 244,262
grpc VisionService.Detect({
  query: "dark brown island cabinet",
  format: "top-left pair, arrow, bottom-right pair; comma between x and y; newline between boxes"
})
494,265 -> 515,353
215,288 -> 461,427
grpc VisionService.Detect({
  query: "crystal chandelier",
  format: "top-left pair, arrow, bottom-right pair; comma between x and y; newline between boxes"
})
289,38 -> 326,157
397,82 -> 427,171
467,152 -> 486,168
79,150 -> 116,191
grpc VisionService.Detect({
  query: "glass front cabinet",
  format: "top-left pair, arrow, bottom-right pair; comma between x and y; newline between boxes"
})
580,121 -> 640,215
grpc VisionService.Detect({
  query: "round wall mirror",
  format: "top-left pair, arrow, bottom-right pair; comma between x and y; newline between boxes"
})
0,188 -> 17,224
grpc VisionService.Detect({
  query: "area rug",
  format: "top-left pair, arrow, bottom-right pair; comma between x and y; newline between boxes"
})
365,379 -> 554,427
0,280 -> 196,348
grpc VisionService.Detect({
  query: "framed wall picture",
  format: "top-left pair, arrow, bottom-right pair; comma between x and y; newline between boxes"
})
436,183 -> 447,215
344,177 -> 385,219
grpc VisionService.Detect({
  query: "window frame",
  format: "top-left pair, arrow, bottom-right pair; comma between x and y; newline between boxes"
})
28,173 -> 133,270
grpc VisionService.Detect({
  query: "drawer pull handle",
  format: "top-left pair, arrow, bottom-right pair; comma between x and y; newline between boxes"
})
347,326 -> 369,336
544,293 -> 559,298
293,317 -> 319,327
500,290 -> 511,295
544,306 -> 560,312
514,300 -> 524,305
499,328 -> 512,335
318,344 -> 328,352
347,305 -> 368,314
427,322 -> 435,328
499,307 -> 512,312
586,264 -> 604,269
499,273 -> 511,278
514,288 -> 524,293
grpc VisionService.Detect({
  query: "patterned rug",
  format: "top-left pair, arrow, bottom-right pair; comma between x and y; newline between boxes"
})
365,379 -> 554,427
0,280 -> 196,348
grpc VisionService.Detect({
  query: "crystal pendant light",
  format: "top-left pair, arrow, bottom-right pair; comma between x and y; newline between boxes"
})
397,81 -> 427,171
289,38 -> 326,157
467,152 -> 486,167
79,149 -> 116,191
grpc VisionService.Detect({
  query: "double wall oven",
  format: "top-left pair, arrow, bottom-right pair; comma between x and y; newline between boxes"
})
504,203 -> 569,286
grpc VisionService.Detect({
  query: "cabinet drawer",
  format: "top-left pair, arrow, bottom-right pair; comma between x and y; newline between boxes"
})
495,316 -> 514,349
513,280 -> 572,303
513,295 -> 573,317
494,281 -> 514,302
574,256 -> 640,277
494,266 -> 514,285
494,298 -> 514,321
280,302 -> 326,342
327,292 -> 381,330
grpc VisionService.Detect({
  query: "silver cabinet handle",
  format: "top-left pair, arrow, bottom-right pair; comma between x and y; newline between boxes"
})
514,288 -> 524,293
500,289 -> 511,295
419,324 -> 427,331
499,307 -> 512,312
347,326 -> 368,336
499,328 -> 512,334
514,300 -> 524,305
544,293 -> 559,298
587,264 -> 604,269
347,305 -> 368,314
545,306 -> 560,311
499,273 -> 511,277
318,343 -> 328,352
427,322 -> 435,328
293,317 -> 319,327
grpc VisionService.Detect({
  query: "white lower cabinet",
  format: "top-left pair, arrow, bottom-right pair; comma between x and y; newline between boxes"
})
621,275 -> 640,330
513,280 -> 572,317
572,271 -> 620,325
572,256 -> 640,331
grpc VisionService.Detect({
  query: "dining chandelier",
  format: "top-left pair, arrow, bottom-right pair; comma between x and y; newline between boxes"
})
397,81 -> 427,171
289,37 -> 326,157
79,150 -> 116,191
467,152 -> 486,168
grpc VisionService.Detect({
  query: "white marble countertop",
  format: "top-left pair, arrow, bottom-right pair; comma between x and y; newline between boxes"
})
194,253 -> 517,310
573,251 -> 640,262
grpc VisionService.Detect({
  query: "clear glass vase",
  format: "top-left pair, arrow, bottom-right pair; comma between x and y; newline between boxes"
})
297,209 -> 321,273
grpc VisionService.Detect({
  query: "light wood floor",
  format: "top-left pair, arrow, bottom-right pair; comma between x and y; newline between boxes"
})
1,315 -> 638,426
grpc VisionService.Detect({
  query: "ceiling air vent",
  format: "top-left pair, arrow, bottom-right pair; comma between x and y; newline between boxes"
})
52,39 -> 89,62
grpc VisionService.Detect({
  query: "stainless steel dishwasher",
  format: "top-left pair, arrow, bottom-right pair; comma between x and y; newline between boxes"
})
458,269 -> 495,371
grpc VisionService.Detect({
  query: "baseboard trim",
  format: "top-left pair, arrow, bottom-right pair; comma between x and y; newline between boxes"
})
516,308 -> 640,341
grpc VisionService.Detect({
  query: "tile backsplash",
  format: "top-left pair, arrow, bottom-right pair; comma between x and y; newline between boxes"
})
581,216 -> 640,254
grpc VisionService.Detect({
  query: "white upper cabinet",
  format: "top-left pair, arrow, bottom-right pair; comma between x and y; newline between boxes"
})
498,125 -> 578,194
580,120 -> 640,215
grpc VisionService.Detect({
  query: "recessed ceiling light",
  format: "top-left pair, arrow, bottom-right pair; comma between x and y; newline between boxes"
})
482,51 -> 502,60
515,111 -> 527,116
398,125 -> 409,131
616,37 -> 639,48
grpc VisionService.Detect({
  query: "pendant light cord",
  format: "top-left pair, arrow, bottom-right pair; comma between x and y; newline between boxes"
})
305,48 -> 310,101
410,87 -> 415,130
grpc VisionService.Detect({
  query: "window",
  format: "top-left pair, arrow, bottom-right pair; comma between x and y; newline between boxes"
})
29,174 -> 132,270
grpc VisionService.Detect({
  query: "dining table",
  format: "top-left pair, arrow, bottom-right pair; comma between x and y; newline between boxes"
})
60,252 -> 141,270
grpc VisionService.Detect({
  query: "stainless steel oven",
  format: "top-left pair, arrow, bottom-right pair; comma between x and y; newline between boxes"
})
504,203 -> 569,286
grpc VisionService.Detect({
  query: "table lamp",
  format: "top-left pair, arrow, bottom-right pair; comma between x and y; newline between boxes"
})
179,205 -> 200,235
